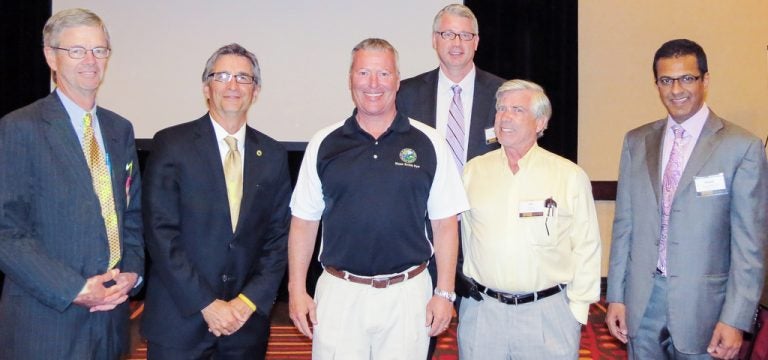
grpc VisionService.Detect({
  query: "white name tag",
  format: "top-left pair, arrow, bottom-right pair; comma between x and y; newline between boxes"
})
485,127 -> 497,144
694,173 -> 727,196
519,200 -> 546,217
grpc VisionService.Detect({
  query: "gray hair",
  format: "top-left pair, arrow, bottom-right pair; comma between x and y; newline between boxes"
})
496,79 -> 552,137
349,38 -> 399,75
202,43 -> 261,86
432,4 -> 479,34
43,8 -> 110,48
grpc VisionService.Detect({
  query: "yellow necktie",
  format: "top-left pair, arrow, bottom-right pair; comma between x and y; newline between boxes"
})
224,136 -> 243,232
83,113 -> 121,268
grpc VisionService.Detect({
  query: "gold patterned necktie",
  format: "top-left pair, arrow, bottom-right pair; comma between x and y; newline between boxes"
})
224,136 -> 243,232
82,112 -> 121,268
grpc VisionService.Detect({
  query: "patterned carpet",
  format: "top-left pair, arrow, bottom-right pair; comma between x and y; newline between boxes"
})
128,298 -> 627,359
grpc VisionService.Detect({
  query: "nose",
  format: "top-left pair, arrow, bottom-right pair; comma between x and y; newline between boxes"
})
226,77 -> 239,89
669,79 -> 684,94
369,74 -> 379,88
81,50 -> 97,64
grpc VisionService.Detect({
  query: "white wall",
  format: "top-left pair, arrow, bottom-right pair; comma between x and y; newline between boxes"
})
53,0 -> 454,140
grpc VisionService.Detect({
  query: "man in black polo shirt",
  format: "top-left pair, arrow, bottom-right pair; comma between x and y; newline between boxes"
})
287,38 -> 469,360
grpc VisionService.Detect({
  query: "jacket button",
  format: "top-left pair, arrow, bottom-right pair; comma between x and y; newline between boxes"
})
221,274 -> 229,282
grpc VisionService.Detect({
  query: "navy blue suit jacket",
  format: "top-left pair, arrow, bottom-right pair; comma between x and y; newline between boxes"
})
141,115 -> 291,350
0,91 -> 144,359
397,67 -> 505,161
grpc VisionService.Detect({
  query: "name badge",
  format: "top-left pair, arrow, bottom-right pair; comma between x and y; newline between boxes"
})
694,173 -> 727,197
519,200 -> 545,217
485,127 -> 497,144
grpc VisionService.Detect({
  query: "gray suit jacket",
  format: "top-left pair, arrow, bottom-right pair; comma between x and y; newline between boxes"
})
397,67 -> 505,161
0,92 -> 144,359
607,111 -> 768,353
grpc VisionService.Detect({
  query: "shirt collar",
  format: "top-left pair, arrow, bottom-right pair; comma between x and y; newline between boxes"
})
437,64 -> 476,93
57,88 -> 96,121
209,115 -> 246,146
342,109 -> 410,137
665,103 -> 709,140
499,142 -> 540,170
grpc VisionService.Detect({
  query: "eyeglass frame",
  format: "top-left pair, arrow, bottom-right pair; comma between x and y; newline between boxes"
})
48,46 -> 111,59
434,31 -> 477,41
656,74 -> 702,87
207,72 -> 257,85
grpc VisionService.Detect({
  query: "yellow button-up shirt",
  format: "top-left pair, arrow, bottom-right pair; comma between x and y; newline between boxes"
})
461,144 -> 601,324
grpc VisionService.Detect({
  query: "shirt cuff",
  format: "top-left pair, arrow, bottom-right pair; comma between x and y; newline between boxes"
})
238,293 -> 257,312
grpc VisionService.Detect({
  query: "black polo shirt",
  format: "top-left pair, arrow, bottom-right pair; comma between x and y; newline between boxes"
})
291,110 -> 466,276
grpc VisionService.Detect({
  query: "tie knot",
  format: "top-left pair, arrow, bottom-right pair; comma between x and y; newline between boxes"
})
451,85 -> 462,95
83,112 -> 92,127
224,136 -> 238,151
671,125 -> 685,139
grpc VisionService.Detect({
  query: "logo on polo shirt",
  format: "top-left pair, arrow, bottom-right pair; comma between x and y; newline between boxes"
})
399,148 -> 417,164
395,148 -> 420,168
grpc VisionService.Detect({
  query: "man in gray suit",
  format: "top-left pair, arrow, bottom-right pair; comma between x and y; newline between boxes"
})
0,8 -> 143,359
606,39 -> 768,359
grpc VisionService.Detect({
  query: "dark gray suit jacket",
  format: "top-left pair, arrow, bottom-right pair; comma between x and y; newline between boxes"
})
397,67 -> 505,161
140,115 -> 291,351
0,91 -> 144,359
607,111 -> 768,353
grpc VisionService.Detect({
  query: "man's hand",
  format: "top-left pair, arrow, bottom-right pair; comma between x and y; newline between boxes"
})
73,269 -> 125,310
288,291 -> 317,339
425,295 -> 453,337
201,300 -> 241,337
606,302 -> 629,343
89,272 -> 139,312
229,297 -> 255,327
707,322 -> 743,359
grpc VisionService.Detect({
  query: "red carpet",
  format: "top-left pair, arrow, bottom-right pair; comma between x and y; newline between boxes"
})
128,298 -> 627,359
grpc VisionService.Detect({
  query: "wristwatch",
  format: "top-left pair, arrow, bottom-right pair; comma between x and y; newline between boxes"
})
434,288 -> 457,302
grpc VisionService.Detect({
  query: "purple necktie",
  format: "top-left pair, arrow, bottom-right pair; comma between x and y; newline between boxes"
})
446,85 -> 465,172
658,125 -> 686,275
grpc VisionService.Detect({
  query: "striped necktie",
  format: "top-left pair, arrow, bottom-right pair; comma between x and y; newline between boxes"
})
82,112 -> 121,268
446,85 -> 465,172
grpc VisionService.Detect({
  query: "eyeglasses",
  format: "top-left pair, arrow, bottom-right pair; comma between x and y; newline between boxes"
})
207,72 -> 256,85
49,46 -> 110,59
435,31 -> 476,41
656,74 -> 701,87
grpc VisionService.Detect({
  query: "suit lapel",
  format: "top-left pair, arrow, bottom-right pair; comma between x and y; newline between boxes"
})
467,71 -> 495,160
237,128 -> 262,234
96,108 -> 125,209
193,116 -> 232,229
419,69 -> 439,127
675,113 -> 724,197
41,93 -> 93,194
644,121 -> 664,206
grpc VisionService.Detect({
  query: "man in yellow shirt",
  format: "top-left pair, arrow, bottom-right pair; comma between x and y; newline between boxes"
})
458,79 -> 601,359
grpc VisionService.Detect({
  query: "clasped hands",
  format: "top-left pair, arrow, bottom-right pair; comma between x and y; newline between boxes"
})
201,298 -> 255,337
73,269 -> 138,312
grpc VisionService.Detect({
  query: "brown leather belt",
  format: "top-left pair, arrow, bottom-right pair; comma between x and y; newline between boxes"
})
324,262 -> 427,289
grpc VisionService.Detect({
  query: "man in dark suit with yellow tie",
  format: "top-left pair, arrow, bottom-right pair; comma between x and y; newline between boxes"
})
141,43 -> 291,359
0,8 -> 144,359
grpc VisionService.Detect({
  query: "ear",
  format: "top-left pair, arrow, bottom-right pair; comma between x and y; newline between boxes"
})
535,116 -> 548,133
702,72 -> 710,89
473,35 -> 479,51
43,47 -> 58,72
432,32 -> 438,50
251,85 -> 260,104
202,82 -> 211,101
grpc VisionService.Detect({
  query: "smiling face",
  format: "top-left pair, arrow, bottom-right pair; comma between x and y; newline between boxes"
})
349,49 -> 400,121
432,13 -> 478,75
203,54 -> 259,124
494,90 -> 546,155
655,54 -> 709,123
43,25 -> 109,108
